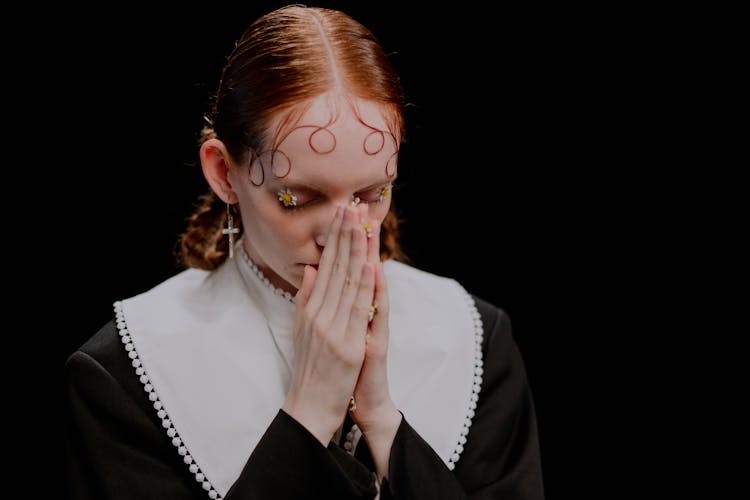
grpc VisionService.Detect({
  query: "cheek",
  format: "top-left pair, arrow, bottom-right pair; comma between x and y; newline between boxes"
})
370,199 -> 392,224
243,196 -> 314,247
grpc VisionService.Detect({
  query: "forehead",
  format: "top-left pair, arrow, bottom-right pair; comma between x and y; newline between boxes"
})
263,94 -> 398,183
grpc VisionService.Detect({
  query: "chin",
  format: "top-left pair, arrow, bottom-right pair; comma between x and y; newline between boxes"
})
285,267 -> 304,290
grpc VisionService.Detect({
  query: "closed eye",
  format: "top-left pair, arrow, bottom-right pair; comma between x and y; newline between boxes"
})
356,182 -> 393,204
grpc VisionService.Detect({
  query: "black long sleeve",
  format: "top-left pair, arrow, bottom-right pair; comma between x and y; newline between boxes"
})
377,296 -> 544,499
65,295 -> 543,499
64,322 -> 376,500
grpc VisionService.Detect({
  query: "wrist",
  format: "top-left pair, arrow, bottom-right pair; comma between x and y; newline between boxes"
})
360,404 -> 402,481
361,403 -> 402,439
282,400 -> 342,446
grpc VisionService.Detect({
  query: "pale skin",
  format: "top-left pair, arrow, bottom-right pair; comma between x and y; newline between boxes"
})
201,94 -> 402,482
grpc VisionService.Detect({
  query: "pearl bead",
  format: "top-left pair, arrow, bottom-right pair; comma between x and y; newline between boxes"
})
239,247 -> 295,304
172,437 -> 181,446
209,490 -> 218,499
189,464 -> 198,474
202,481 -> 211,491
196,473 -> 205,482
167,428 -> 176,438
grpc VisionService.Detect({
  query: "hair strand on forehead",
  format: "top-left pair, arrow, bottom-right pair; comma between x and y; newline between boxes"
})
180,5 -> 408,270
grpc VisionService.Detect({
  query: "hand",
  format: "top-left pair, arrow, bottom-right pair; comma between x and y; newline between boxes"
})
350,215 -> 402,481
282,205 -> 375,445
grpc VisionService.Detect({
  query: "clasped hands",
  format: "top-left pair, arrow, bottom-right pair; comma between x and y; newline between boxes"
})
282,204 -> 400,448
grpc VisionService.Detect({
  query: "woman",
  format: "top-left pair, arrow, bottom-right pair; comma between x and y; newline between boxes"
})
64,5 -> 544,499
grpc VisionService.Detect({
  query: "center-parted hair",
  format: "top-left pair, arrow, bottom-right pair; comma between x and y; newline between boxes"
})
180,5 -> 407,270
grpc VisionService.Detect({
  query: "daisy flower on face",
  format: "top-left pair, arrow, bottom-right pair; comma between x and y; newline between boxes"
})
277,188 -> 297,207
379,183 -> 392,201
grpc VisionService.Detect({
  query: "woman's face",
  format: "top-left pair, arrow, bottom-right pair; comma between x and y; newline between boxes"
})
228,95 -> 398,295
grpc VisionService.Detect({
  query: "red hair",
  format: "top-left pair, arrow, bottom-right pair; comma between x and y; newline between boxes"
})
179,5 -> 407,270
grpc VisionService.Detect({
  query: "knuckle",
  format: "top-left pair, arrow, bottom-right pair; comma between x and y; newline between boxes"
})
340,345 -> 363,368
361,268 -> 374,284
345,274 -> 360,289
301,310 -> 314,325
310,317 -> 328,336
352,303 -> 369,317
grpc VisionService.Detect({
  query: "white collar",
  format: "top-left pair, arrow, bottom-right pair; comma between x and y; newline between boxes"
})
116,247 -> 483,498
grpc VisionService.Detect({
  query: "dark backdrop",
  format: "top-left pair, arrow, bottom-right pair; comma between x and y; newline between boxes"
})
33,2 -> 645,498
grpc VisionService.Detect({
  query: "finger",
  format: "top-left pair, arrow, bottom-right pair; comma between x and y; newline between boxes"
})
370,261 -> 389,331
355,204 -> 378,263
366,216 -> 380,265
333,214 -> 368,323
334,262 -> 374,340
317,205 -> 355,324
306,205 -> 344,314
355,202 -> 369,225
294,264 -> 317,307
293,265 -> 317,341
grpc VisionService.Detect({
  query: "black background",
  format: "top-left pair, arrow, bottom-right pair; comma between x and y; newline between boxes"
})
20,1 -> 670,498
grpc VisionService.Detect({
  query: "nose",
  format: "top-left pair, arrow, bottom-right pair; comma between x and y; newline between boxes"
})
314,203 -> 340,248
315,199 -> 364,248
314,226 -> 327,248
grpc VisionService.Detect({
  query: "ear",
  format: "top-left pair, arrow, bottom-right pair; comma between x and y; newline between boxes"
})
200,138 -> 239,204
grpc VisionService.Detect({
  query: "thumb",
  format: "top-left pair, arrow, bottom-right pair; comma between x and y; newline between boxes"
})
295,264 -> 317,308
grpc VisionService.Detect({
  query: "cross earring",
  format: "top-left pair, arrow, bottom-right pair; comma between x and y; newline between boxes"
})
222,203 -> 240,258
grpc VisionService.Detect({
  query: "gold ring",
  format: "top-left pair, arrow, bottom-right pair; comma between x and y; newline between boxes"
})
348,395 -> 356,412
368,303 -> 378,322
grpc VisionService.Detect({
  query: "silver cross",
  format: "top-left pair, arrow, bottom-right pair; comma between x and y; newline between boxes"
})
222,214 -> 240,258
